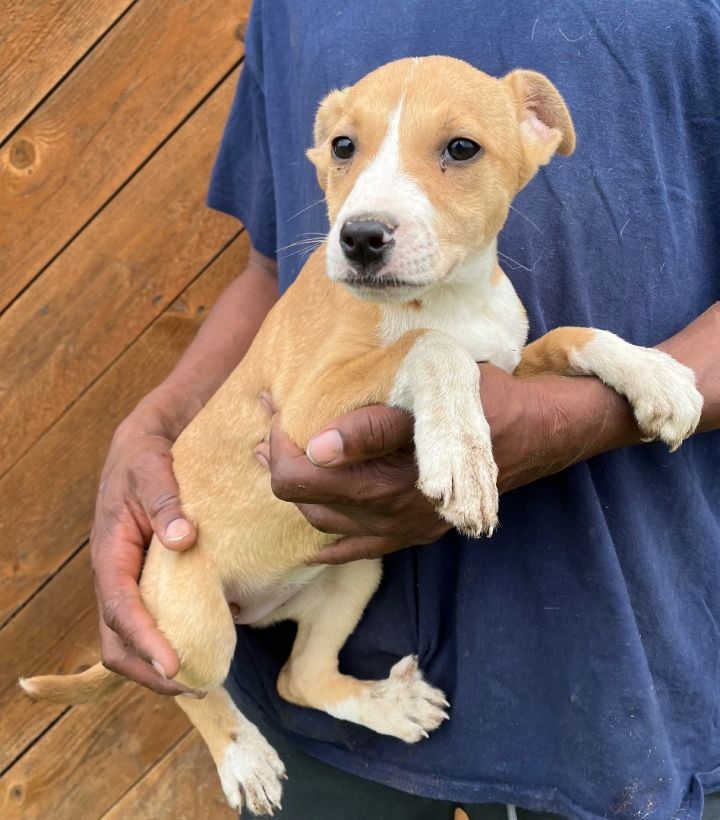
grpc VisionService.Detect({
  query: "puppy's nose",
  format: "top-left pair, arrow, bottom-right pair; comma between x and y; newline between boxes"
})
340,220 -> 394,267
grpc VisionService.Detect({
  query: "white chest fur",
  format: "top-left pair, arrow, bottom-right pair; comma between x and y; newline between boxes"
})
379,256 -> 529,374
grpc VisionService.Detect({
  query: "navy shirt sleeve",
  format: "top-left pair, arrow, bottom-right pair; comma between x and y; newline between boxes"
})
207,40 -> 277,259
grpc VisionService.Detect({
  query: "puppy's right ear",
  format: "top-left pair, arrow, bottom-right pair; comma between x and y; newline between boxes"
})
306,88 -> 348,191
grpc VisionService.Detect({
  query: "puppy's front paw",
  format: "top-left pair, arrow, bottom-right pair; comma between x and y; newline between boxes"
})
416,425 -> 499,537
218,726 -> 286,815
624,349 -> 703,452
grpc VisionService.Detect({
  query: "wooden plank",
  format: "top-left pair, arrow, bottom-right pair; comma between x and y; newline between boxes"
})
105,731 -> 235,820
0,232 -> 248,627
0,0 -> 135,144
0,0 -> 248,308
0,679 -> 189,819
0,68 -> 241,480
0,548 -> 97,773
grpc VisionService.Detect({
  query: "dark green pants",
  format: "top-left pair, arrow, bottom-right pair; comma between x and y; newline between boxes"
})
240,718 -> 720,820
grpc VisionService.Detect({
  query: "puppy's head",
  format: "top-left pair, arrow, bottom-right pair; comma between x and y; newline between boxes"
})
307,56 -> 575,303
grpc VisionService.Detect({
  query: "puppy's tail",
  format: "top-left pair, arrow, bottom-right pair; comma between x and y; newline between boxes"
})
19,662 -> 123,705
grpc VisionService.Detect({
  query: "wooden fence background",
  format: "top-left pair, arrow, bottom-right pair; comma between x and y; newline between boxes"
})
0,2 -> 251,815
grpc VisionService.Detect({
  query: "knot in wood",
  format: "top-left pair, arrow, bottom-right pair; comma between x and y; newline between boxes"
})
10,139 -> 36,169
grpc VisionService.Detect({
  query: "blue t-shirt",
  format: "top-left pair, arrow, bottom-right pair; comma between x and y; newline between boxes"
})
208,2 -> 720,818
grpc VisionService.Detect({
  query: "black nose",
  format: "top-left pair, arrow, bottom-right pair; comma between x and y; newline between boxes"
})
340,220 -> 395,267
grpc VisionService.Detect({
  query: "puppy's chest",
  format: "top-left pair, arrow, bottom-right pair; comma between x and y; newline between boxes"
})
379,279 -> 529,373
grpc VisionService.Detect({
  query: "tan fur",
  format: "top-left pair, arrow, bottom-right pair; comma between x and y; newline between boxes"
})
20,57 -> 701,815
490,264 -> 504,286
516,326 -> 596,377
19,663 -> 121,704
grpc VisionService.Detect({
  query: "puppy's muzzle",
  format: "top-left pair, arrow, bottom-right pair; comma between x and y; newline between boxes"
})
339,219 -> 395,270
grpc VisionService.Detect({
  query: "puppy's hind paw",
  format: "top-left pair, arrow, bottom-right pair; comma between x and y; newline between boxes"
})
328,655 -> 449,743
219,727 -> 286,815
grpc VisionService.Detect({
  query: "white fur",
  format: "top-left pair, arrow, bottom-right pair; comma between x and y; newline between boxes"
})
325,655 -> 448,743
380,244 -> 529,372
326,100 -> 441,299
389,330 -> 499,535
218,700 -> 286,815
568,330 -> 703,451
230,565 -> 326,626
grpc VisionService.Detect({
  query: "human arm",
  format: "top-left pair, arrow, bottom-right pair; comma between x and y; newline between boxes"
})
260,302 -> 719,564
91,246 -> 278,694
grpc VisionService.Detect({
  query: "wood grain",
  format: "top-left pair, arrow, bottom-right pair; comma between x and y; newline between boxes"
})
0,233 -> 248,627
0,69 -> 241,481
0,0 -> 135,143
1,2 -> 258,816
0,0 -> 248,309
0,548 -> 97,774
105,731 -> 235,820
0,680 -> 189,819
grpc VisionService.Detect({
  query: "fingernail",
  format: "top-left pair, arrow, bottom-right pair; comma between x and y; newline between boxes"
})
165,519 -> 191,542
151,660 -> 167,679
307,429 -> 343,466
180,690 -> 206,699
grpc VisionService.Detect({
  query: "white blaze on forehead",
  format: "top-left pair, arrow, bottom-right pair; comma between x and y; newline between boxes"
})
336,99 -> 433,226
324,81 -> 440,292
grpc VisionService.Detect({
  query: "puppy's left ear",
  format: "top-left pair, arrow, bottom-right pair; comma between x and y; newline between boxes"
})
306,87 -> 349,191
503,69 -> 575,182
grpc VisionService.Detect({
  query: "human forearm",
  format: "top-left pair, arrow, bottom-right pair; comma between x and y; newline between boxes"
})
128,248 -> 279,441
657,302 -> 720,432
493,302 -> 720,492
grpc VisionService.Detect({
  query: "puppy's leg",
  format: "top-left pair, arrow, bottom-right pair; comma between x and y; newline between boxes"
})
277,560 -> 448,743
176,687 -> 286,816
283,328 -> 498,536
140,546 -> 238,692
146,552 -> 286,814
516,327 -> 703,451
389,331 -> 498,535
21,545 -> 238,704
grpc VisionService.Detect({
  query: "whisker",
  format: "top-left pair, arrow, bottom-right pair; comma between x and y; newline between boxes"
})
280,244 -> 322,264
275,236 -> 326,254
278,238 -> 326,261
509,204 -> 543,234
286,197 -> 326,222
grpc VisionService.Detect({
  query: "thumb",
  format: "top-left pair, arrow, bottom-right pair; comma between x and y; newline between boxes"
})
138,455 -> 197,550
307,404 -> 413,467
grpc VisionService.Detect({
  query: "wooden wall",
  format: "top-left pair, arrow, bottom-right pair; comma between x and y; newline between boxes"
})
0,2 -> 250,816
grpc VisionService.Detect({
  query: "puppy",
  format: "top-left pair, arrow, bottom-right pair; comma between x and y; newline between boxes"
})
21,56 -> 702,815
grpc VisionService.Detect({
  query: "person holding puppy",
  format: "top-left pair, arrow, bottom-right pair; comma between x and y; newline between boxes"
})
91,1 -> 720,818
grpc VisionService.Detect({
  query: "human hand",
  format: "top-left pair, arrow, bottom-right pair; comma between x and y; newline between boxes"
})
255,399 -> 450,564
90,402 -> 202,696
255,365 -> 552,563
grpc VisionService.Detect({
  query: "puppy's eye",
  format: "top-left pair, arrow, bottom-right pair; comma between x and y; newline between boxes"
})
445,138 -> 482,162
331,136 -> 355,160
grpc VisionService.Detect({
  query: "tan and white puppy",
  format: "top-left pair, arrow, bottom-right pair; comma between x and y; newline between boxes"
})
21,57 -> 702,815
